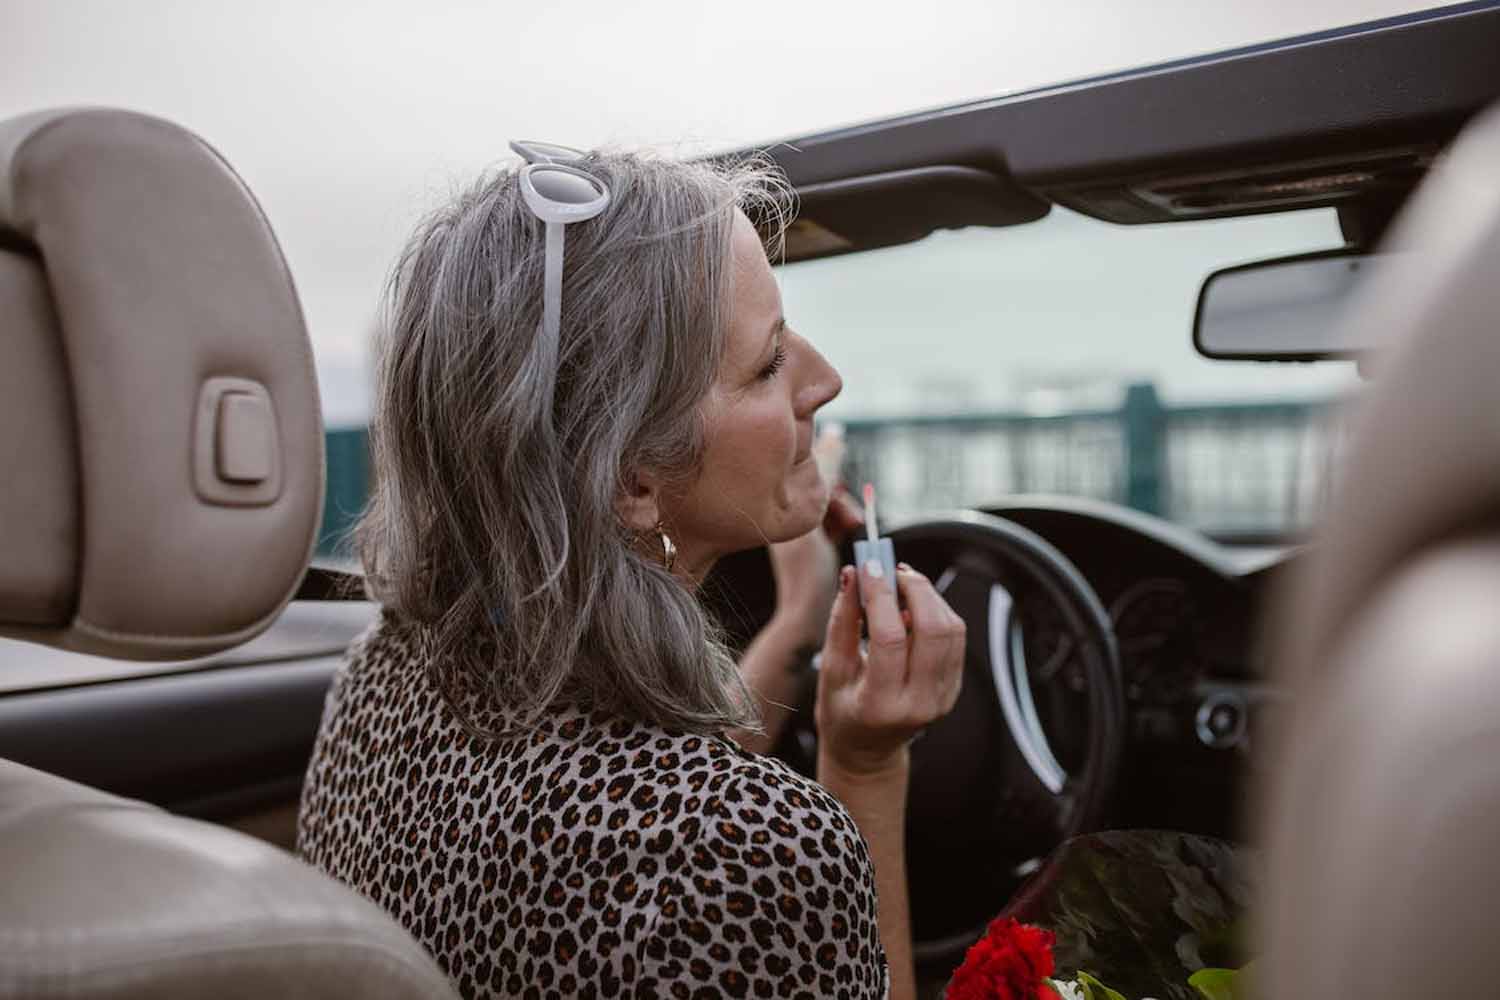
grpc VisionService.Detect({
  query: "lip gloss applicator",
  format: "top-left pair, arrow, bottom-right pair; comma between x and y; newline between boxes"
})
854,483 -> 898,602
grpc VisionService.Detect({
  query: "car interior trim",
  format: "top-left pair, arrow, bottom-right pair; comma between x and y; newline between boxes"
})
988,584 -> 1067,794
0,656 -> 337,811
724,2 -> 1500,240
988,495 -> 1290,579
782,164 -> 1048,262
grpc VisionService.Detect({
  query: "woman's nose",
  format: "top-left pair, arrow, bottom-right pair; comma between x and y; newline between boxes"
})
798,339 -> 843,415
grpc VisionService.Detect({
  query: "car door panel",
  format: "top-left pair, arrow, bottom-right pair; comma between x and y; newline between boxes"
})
0,658 -> 336,830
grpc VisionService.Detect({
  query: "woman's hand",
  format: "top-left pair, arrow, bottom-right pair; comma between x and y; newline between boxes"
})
813,558 -> 966,1000
815,560 -> 967,778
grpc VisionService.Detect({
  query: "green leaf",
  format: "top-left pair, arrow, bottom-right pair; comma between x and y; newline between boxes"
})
1187,967 -> 1241,1000
1076,971 -> 1130,1000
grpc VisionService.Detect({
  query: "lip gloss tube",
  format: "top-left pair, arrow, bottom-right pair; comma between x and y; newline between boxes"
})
853,483 -> 897,604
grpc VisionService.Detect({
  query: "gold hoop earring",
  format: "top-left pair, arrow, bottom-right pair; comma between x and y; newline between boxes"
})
655,520 -> 677,572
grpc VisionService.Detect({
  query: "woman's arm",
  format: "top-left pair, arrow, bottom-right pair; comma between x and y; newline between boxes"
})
816,562 -> 967,1000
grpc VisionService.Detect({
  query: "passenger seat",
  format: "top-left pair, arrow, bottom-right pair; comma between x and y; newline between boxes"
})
0,108 -> 457,999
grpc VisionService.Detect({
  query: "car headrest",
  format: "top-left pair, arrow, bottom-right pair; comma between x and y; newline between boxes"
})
0,109 -> 322,661
1273,100 -> 1500,684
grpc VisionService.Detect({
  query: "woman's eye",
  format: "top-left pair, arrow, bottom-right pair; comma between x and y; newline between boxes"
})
759,345 -> 788,381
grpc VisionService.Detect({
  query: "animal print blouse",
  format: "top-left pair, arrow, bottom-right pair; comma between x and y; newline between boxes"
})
298,613 -> 890,999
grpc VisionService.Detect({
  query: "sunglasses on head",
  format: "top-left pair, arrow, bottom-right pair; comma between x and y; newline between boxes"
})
508,139 -> 611,421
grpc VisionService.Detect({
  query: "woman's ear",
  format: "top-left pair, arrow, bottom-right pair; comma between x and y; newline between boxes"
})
615,468 -> 663,534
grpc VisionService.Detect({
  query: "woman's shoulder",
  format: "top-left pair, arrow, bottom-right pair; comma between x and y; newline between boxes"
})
338,616 -> 863,850
558,708 -> 865,853
518,710 -> 883,923
328,609 -> 872,883
708,740 -> 868,853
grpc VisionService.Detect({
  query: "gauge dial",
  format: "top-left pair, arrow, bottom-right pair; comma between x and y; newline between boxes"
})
1108,577 -> 1198,702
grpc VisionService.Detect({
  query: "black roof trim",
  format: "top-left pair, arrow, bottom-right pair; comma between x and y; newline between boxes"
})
733,2 -> 1500,222
797,0 -> 1499,145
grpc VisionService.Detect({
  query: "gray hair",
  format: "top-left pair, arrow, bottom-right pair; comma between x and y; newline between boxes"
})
357,149 -> 795,737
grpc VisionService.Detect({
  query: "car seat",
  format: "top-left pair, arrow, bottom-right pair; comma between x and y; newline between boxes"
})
1259,101 -> 1500,998
0,108 -> 457,999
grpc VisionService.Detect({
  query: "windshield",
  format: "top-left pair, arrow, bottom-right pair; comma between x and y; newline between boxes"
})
779,206 -> 1358,539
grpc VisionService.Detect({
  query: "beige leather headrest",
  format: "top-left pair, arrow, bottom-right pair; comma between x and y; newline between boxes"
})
0,109 -> 322,660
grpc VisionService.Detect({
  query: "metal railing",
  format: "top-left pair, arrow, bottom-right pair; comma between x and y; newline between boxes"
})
318,382 -> 1346,555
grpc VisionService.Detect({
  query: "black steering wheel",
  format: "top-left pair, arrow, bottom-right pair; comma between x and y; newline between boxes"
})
766,510 -> 1126,969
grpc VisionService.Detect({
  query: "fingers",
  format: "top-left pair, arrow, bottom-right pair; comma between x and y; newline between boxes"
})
817,560 -> 968,772
895,564 -> 965,641
895,564 -> 967,713
897,565 -> 954,653
859,557 -> 908,685
820,566 -> 861,684
823,487 -> 865,541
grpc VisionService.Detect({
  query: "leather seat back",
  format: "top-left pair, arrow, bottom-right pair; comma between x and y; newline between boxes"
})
0,759 -> 459,998
1260,102 -> 1500,998
0,109 -> 457,999
1,108 -> 321,660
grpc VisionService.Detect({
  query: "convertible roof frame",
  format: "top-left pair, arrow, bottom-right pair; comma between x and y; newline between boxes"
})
730,1 -> 1500,257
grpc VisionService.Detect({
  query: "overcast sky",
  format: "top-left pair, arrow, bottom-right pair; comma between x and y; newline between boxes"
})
3,0 -> 1437,423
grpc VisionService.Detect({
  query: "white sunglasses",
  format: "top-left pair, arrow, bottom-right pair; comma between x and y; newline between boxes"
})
509,140 -> 611,419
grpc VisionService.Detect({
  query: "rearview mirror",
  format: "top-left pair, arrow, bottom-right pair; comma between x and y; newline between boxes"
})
1194,248 -> 1405,361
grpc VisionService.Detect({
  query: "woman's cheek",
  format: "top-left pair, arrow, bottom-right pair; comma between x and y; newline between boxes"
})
748,406 -> 795,470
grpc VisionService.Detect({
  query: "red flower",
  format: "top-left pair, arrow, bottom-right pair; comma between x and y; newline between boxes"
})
945,917 -> 1059,1000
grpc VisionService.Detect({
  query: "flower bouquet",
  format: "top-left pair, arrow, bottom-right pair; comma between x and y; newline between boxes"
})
943,830 -> 1255,1000
944,916 -> 1250,999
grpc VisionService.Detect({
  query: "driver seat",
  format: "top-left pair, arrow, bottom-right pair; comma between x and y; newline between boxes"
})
1259,102 -> 1500,997
0,109 -> 456,998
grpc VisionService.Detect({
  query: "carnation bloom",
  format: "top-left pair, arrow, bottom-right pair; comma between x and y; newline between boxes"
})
945,917 -> 1059,1000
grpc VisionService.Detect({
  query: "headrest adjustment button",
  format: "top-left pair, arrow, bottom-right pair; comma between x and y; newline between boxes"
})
216,392 -> 273,484
193,376 -> 282,506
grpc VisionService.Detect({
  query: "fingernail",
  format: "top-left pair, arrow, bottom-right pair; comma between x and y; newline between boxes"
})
839,566 -> 853,590
864,559 -> 884,579
897,562 -> 912,572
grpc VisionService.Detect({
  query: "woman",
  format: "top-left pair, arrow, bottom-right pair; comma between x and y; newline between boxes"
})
298,146 -> 966,1000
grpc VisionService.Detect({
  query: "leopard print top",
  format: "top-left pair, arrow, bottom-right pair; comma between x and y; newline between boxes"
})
298,614 -> 889,999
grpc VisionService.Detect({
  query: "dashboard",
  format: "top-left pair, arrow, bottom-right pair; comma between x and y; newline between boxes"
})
704,495 -> 1296,841
987,497 -> 1291,838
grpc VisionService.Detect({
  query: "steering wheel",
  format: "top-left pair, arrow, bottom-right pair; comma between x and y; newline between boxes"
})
770,510 -> 1126,968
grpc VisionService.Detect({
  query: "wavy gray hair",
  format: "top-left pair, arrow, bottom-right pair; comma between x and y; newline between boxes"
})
358,149 -> 795,737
